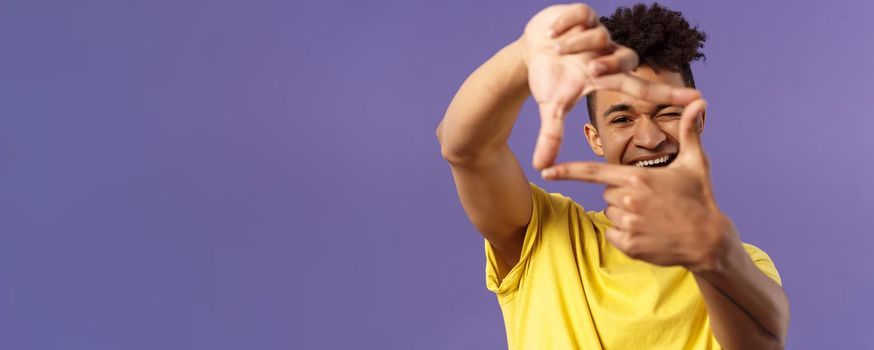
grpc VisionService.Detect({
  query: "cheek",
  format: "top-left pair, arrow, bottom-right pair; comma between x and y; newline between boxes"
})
658,121 -> 682,141
602,132 -> 634,162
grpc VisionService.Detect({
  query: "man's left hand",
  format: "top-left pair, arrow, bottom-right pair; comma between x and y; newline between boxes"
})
541,99 -> 739,273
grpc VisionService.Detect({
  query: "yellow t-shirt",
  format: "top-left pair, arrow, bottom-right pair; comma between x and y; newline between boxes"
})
485,182 -> 782,350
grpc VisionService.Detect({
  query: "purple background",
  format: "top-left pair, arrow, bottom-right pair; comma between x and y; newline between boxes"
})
1,0 -> 872,348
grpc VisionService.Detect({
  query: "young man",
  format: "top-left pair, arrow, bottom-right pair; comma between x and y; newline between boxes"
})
437,3 -> 789,349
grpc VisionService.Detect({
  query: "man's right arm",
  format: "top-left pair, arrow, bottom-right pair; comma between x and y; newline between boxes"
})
437,3 -> 642,272
436,38 -> 532,272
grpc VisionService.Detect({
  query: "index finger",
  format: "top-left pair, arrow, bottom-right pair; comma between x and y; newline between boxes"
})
592,73 -> 701,106
541,161 -> 640,186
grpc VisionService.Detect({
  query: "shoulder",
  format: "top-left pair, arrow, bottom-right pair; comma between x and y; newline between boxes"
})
741,242 -> 783,286
528,181 -> 607,228
528,182 -> 585,215
741,242 -> 773,261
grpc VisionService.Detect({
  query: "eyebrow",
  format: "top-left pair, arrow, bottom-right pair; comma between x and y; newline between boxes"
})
601,103 -> 677,119
602,103 -> 631,119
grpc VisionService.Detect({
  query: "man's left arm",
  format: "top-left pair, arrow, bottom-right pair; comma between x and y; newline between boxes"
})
693,219 -> 790,349
540,98 -> 790,349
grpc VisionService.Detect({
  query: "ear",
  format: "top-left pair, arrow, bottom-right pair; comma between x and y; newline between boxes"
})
699,109 -> 706,134
583,122 -> 605,157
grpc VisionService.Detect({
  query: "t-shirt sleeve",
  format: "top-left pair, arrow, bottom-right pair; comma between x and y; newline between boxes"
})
742,243 -> 782,286
484,182 -> 570,298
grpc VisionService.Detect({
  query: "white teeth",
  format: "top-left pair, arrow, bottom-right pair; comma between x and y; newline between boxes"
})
634,155 -> 672,167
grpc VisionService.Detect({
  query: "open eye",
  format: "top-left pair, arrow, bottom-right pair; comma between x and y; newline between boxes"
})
610,115 -> 632,124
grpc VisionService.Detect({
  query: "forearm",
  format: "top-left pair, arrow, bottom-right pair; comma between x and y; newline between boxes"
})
437,38 -> 530,162
694,229 -> 790,349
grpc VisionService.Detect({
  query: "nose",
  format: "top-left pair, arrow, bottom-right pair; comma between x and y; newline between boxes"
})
632,117 -> 667,150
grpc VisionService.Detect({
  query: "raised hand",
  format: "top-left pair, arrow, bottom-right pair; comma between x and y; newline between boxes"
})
521,3 -> 698,170
540,99 -> 739,273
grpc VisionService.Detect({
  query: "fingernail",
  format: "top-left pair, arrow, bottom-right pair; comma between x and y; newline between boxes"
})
554,43 -> 562,54
541,168 -> 556,179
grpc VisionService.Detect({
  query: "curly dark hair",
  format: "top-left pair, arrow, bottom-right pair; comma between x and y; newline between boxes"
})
586,3 -> 707,124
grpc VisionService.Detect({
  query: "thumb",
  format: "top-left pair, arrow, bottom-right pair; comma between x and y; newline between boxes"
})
533,102 -> 567,170
676,98 -> 708,166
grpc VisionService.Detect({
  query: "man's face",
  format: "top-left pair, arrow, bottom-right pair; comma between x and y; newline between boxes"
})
584,65 -> 702,167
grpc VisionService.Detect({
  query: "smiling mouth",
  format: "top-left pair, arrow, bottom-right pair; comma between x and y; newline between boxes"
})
631,154 -> 677,168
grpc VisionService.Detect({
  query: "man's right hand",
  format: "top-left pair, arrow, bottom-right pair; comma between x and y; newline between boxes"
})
522,3 -> 640,170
